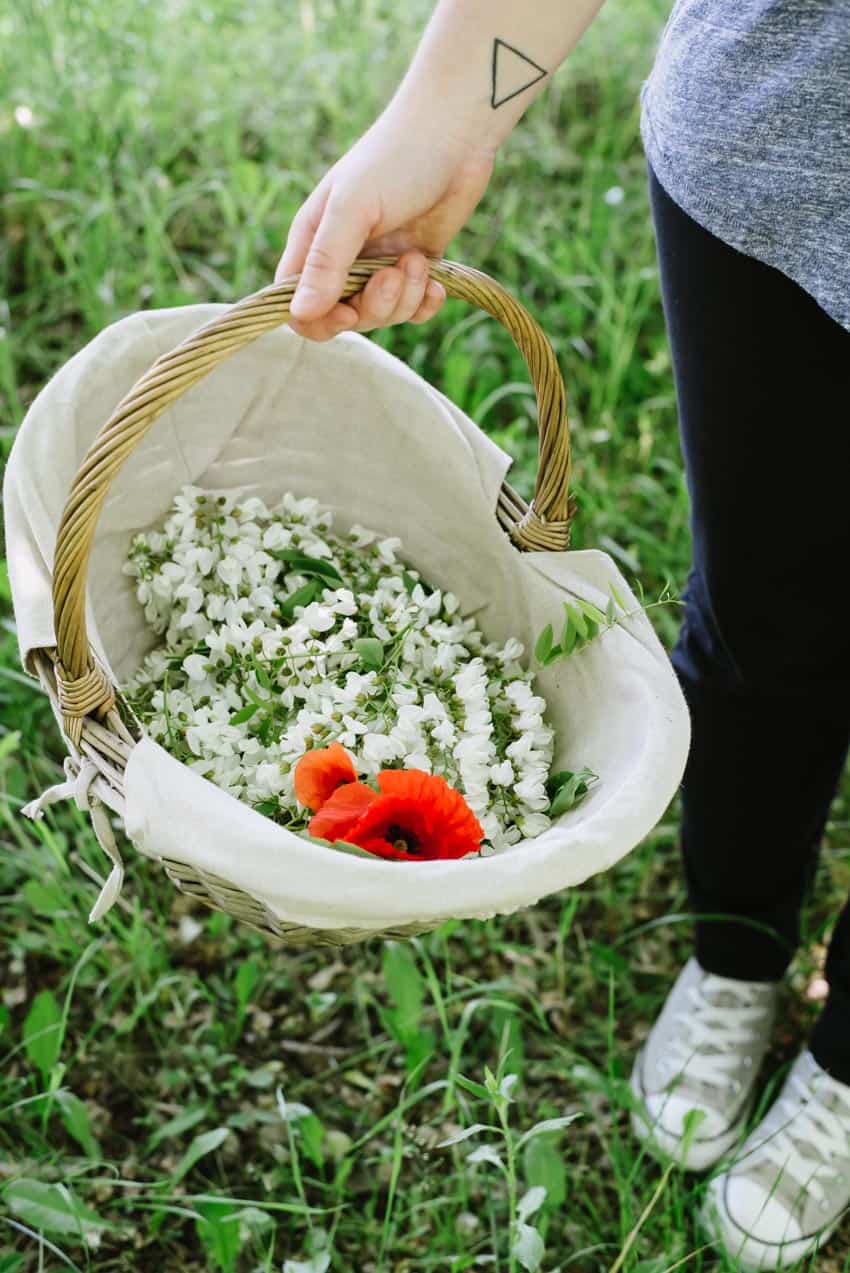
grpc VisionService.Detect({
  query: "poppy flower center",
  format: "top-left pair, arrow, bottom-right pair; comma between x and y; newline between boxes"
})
387,823 -> 421,854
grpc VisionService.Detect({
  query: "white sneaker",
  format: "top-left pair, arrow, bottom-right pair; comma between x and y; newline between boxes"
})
701,1049 -> 850,1269
630,957 -> 779,1171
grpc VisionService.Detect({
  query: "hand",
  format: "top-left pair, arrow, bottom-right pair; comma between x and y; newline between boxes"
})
275,109 -> 498,342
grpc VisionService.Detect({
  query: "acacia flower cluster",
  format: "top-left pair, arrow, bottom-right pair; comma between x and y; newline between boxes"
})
123,486 -> 556,852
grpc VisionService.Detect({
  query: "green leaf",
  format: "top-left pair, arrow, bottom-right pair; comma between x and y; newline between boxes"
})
548,767 -> 598,817
195,1199 -> 242,1273
576,597 -> 608,626
0,731 -> 21,762
523,1134 -> 567,1209
588,941 -> 631,978
229,702 -> 259,725
23,879 -> 66,915
483,1065 -> 499,1096
567,602 -> 588,640
542,643 -> 563,666
353,637 -> 384,670
254,799 -> 279,817
401,570 -> 418,595
57,1090 -> 100,1159
280,580 -> 319,619
609,582 -> 628,611
172,1127 -> 230,1184
454,1074 -> 491,1103
512,1219 -> 545,1272
380,945 -> 435,1076
437,1122 -> 497,1148
148,1105 -> 208,1150
273,550 -> 343,584
561,606 -> 579,656
533,624 -> 554,664
253,663 -> 271,690
299,1113 -> 325,1168
235,960 -> 259,1019
546,769 -> 574,799
23,990 -> 62,1083
517,1113 -> 581,1152
382,944 -> 424,1040
0,1253 -> 25,1273
3,1179 -> 106,1243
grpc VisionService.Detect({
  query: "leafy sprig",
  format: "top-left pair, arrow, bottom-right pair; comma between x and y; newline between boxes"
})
534,582 -> 681,668
546,768 -> 598,817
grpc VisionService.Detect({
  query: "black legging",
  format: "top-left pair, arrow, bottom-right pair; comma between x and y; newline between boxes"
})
648,164 -> 850,1084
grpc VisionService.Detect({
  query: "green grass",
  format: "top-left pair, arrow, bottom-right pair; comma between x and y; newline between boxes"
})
2,0 -> 849,1269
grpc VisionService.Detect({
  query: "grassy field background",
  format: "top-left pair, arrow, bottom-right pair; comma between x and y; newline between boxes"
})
2,0 -> 849,1269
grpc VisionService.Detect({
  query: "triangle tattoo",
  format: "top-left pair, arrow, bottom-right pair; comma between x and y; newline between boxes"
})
491,37 -> 548,109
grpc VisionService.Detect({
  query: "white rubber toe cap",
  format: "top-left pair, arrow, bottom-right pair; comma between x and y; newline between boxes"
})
630,1052 -> 749,1172
643,1090 -> 731,1142
723,1177 -> 803,1244
702,1177 -> 812,1272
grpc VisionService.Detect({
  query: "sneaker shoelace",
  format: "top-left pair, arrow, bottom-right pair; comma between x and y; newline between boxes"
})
741,1065 -> 850,1211
663,975 -> 771,1093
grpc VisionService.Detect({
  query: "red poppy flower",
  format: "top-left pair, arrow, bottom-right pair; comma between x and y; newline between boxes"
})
308,781 -> 378,841
310,767 -> 484,861
294,742 -> 357,812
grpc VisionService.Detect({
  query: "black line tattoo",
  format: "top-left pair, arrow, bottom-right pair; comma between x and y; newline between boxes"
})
490,37 -> 547,109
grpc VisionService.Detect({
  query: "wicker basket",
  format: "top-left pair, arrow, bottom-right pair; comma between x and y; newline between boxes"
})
24,257 -> 580,946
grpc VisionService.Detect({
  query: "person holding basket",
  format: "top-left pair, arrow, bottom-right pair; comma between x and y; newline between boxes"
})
275,1 -> 850,1266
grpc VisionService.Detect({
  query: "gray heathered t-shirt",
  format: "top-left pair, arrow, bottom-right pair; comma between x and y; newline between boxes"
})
640,0 -> 850,331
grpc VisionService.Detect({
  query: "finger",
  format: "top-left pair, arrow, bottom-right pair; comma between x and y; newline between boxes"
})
275,182 -> 330,285
344,266 -> 406,333
287,301 -> 358,343
387,251 -> 431,324
288,186 -> 378,322
408,280 -> 447,324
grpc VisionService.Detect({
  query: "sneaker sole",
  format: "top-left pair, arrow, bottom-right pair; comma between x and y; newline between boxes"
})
700,1191 -> 839,1270
630,1048 -> 753,1173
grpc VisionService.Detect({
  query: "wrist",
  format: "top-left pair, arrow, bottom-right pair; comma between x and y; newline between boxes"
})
383,86 -> 506,162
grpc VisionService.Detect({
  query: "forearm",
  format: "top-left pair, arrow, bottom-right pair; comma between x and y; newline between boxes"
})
386,0 -> 608,153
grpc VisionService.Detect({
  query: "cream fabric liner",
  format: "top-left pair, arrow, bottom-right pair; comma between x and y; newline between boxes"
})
4,304 -> 690,930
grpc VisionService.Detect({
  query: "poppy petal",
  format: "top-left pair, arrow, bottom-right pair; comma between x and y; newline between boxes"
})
343,769 -> 484,860
308,781 -> 378,841
294,742 -> 358,811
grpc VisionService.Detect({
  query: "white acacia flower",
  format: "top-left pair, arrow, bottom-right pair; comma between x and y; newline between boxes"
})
490,760 -> 515,786
498,638 -> 525,663
377,536 -> 403,564
217,557 -> 242,589
404,752 -> 432,772
263,523 -> 292,551
126,486 -> 561,849
362,732 -> 402,769
183,653 -> 209,682
431,718 -> 457,748
349,524 -> 376,548
295,602 -> 336,634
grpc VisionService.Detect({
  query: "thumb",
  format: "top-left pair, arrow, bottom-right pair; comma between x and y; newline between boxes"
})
287,189 -> 377,322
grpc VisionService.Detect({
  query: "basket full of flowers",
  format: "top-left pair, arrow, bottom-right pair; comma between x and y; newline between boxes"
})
4,258 -> 690,945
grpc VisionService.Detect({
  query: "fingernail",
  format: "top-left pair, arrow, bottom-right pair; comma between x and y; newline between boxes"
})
405,258 -> 425,282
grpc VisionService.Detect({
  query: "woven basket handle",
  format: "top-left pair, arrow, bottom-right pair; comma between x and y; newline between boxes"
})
51,256 -> 574,740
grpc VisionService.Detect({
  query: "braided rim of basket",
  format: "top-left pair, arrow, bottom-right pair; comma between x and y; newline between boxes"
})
51,256 -> 574,746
